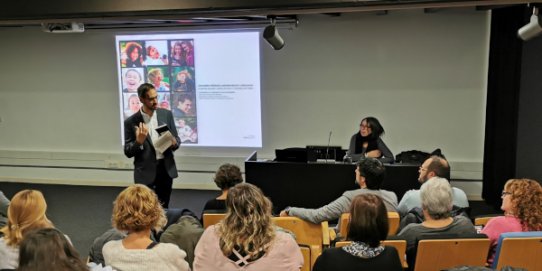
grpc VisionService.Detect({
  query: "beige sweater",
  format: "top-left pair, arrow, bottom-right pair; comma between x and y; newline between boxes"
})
103,240 -> 190,271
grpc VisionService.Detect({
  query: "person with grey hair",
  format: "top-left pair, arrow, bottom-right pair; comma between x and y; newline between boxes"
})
397,177 -> 476,251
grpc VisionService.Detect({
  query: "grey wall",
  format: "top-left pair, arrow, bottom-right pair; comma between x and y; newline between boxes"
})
0,9 -> 489,189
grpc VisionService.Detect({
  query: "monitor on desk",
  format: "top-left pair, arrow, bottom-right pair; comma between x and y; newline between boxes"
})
306,145 -> 346,162
275,148 -> 308,163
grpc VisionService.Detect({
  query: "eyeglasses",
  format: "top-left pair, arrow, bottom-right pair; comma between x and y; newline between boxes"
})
501,191 -> 512,197
360,124 -> 371,129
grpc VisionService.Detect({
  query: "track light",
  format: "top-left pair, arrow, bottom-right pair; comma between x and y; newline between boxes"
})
263,17 -> 285,50
518,6 -> 542,41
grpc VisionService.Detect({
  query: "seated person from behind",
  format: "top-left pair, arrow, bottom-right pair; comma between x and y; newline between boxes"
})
0,190 -> 55,270
397,177 -> 476,252
202,163 -> 243,214
313,194 -> 403,271
194,183 -> 303,270
348,116 -> 393,163
102,184 -> 190,271
17,228 -> 89,271
481,178 -> 542,265
0,190 -> 9,228
397,155 -> 469,217
280,158 -> 398,224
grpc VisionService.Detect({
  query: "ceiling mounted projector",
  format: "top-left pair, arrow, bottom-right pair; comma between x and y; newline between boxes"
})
518,6 -> 542,41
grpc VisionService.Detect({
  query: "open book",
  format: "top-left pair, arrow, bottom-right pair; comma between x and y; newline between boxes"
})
154,124 -> 175,153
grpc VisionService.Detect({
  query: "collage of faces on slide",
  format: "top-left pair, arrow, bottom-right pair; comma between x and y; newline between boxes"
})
120,39 -> 198,144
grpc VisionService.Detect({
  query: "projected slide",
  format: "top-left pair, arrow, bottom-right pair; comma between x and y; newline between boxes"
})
116,32 -> 261,147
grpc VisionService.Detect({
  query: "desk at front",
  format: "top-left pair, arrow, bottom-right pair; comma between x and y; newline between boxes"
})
245,158 -> 420,214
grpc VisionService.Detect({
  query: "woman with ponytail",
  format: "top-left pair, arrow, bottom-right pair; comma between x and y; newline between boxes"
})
0,190 -> 54,269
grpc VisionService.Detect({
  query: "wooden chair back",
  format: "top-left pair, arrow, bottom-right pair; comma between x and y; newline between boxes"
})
493,232 -> 542,270
339,212 -> 400,238
202,213 -> 226,229
335,240 -> 408,268
413,238 -> 490,271
272,217 -> 330,271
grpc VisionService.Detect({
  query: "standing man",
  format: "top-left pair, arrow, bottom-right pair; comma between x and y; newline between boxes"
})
124,83 -> 180,208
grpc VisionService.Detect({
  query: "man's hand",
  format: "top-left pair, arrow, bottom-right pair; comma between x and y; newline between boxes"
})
135,122 -> 148,145
279,210 -> 290,217
171,137 -> 178,148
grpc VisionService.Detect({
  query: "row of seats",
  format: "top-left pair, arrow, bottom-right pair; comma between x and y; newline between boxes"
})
202,213 -> 542,271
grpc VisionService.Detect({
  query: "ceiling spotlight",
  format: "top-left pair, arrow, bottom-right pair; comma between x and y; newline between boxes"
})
518,6 -> 541,41
263,17 -> 285,50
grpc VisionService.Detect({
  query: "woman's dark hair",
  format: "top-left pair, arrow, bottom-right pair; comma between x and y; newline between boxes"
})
362,117 -> 385,138
347,194 -> 389,247
214,163 -> 243,190
18,228 -> 88,271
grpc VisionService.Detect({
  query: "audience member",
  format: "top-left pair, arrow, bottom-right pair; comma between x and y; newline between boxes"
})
280,158 -> 398,224
398,155 -> 469,217
0,191 -> 9,228
193,183 -> 303,270
313,194 -> 402,271
17,228 -> 88,271
398,177 -> 476,252
202,163 -> 243,214
347,116 -> 393,163
102,184 -> 190,271
88,228 -> 126,266
0,190 -> 54,270
481,178 -> 542,264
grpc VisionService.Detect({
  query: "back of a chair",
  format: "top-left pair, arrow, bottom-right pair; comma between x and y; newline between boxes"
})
272,217 -> 329,271
335,240 -> 408,268
339,212 -> 400,238
202,213 -> 226,229
414,238 -> 491,271
493,231 -> 542,270
474,216 -> 497,227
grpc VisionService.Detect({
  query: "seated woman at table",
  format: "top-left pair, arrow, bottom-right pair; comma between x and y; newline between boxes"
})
348,116 -> 393,163
312,194 -> 402,271
481,178 -> 542,265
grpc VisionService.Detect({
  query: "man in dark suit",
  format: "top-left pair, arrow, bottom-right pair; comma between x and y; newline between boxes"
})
124,83 -> 181,208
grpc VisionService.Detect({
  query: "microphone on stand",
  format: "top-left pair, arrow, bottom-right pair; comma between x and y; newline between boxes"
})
325,131 -> 332,163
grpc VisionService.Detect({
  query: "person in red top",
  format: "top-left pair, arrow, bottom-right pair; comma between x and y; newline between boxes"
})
481,178 -> 542,264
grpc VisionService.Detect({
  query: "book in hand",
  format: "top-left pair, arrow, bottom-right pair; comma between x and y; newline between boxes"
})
154,131 -> 175,153
155,124 -> 170,135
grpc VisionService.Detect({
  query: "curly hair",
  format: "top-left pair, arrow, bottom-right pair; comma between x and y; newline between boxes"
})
0,190 -> 53,247
505,179 -> 542,231
217,183 -> 275,260
111,184 -> 167,233
214,163 -> 243,190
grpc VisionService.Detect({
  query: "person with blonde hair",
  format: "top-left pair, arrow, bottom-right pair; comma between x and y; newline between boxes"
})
102,184 -> 189,271
482,178 -> 542,264
193,183 -> 303,270
0,190 -> 54,269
